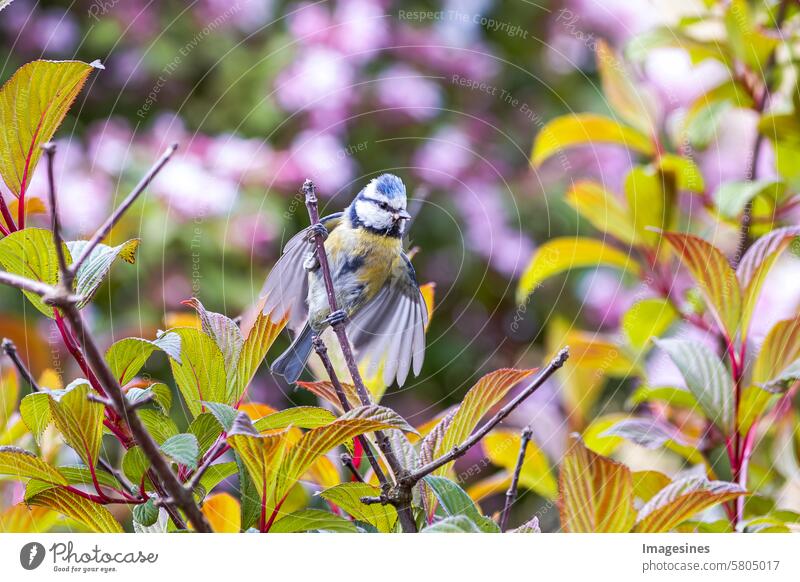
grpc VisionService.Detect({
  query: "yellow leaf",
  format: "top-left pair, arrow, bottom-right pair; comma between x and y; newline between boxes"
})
8,196 -> 46,216
596,39 -> 655,135
621,298 -> 678,351
47,382 -> 105,467
624,165 -> 677,248
202,492 -> 241,533
0,504 -> 58,532
632,470 -> 671,503
238,402 -> 277,420
321,482 -> 398,532
566,330 -> 641,377
27,487 -> 123,533
559,434 -> 636,532
531,113 -> 654,167
0,366 -> 19,430
233,299 -> 286,402
484,430 -> 557,499
517,237 -> 641,303
38,368 -> 62,389
0,60 -> 100,197
0,446 -> 67,484
564,181 -> 637,245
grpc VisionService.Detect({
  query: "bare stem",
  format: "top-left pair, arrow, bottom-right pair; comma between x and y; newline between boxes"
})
1,338 -> 41,392
185,439 -> 226,493
70,144 -> 177,275
0,271 -> 59,298
0,188 -> 16,233
340,453 -> 366,483
42,143 -> 70,284
499,426 -> 533,532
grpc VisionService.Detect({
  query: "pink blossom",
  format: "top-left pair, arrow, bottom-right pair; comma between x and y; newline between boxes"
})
375,65 -> 442,120
275,47 -> 355,114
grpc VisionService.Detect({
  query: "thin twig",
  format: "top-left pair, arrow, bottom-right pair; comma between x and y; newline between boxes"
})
97,457 -> 139,498
185,439 -> 227,492
734,0 -> 790,266
499,426 -> 533,532
303,179 -> 417,532
42,143 -> 70,283
0,271 -> 59,297
0,188 -> 16,233
70,144 -> 177,275
341,453 -> 366,483
402,348 -> 569,486
1,338 -> 41,392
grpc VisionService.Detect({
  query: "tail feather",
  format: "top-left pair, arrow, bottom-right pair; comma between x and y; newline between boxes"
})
271,324 -> 315,383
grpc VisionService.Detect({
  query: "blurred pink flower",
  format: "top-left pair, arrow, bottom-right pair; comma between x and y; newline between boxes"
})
275,47 -> 355,114
205,134 -> 274,185
330,0 -> 390,61
412,126 -> 474,188
577,269 -> 638,328
285,131 -> 357,194
152,155 -> 238,218
375,65 -> 442,120
87,118 -> 135,176
644,48 -> 729,113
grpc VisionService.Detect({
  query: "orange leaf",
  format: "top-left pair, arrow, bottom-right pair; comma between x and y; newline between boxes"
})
202,492 -> 241,533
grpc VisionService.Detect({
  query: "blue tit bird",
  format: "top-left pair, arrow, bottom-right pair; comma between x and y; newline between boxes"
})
261,174 -> 427,386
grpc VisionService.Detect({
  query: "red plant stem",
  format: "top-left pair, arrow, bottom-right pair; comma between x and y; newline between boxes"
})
0,192 -> 16,233
0,222 -> 8,237
263,495 -> 288,533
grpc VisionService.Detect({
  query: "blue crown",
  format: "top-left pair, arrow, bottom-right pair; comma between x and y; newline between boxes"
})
372,173 -> 406,200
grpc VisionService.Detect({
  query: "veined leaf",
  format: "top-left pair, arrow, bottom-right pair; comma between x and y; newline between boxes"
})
252,406 -> 337,432
601,417 -> 690,450
0,60 -> 100,197
625,166 -> 676,248
138,409 -> 179,444
24,464 -> 117,500
106,332 -> 181,386
0,504 -> 59,533
296,380 -> 360,412
167,327 -> 227,417
714,180 -> 785,220
188,413 -> 223,455
635,477 -> 746,532
121,446 -> 150,484
753,317 -> 800,386
201,492 -> 241,533
132,498 -> 159,527
662,232 -> 742,340
627,385 -> 698,410
0,446 -> 67,484
203,401 -> 238,432
47,381 -> 105,467
596,39 -> 655,136
566,332 -> 641,377
126,383 -> 171,415
622,298 -> 678,351
424,475 -> 500,533
517,238 -> 640,303
737,226 -> 800,290
483,429 -> 557,499
420,369 -> 535,477
65,239 -> 140,308
232,298 -> 286,403
653,338 -> 733,433
510,516 -> 541,533
558,435 -> 636,532
160,434 -> 199,470
268,509 -> 357,533
0,228 -> 66,317
564,180 -> 637,245
632,470 -> 672,503
320,482 -> 397,532
531,113 -> 654,167
198,461 -> 237,495
183,298 -> 243,388
738,385 -> 778,436
422,515 -> 482,533
19,392 -> 52,443
27,487 -> 123,533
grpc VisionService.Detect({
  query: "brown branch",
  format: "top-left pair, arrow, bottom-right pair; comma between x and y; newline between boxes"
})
499,426 -> 533,532
0,271 -> 59,298
734,0 -> 790,266
42,143 -> 70,284
97,457 -> 139,498
184,439 -> 226,493
1,338 -> 41,392
70,144 -> 177,275
340,453 -> 366,483
402,348 -> 569,486
302,179 -> 417,532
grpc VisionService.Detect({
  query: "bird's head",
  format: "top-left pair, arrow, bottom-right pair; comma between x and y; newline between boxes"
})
351,174 -> 411,236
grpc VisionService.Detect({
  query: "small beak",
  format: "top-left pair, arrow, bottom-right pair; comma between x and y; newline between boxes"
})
394,209 -> 411,221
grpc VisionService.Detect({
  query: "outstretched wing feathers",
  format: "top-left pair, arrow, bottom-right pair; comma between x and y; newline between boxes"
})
260,213 -> 342,330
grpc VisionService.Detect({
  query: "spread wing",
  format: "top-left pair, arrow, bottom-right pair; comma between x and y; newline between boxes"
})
348,252 -> 427,387
259,213 -> 343,330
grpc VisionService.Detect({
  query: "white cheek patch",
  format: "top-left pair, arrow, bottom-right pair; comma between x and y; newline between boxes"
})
355,199 -> 393,230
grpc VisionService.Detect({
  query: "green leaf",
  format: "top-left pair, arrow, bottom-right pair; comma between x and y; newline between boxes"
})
753,316 -> 800,387
424,476 -> 499,533
714,180 -> 785,219
656,154 -> 705,193
125,383 -> 171,415
559,435 -> 636,532
0,60 -> 99,197
188,413 -> 222,455
320,483 -> 397,533
24,464 -> 118,500
422,515 -> 482,533
122,446 -> 150,484
137,409 -> 178,444
724,0 -> 779,72
564,181 -> 637,245
654,338 -> 733,433
160,434 -> 199,470
232,302 -> 286,402
531,114 -> 654,167
483,429 -> 557,500
252,406 -> 337,432
106,332 -> 181,386
19,392 -> 52,443
0,228 -> 66,317
596,39 -> 655,135
47,381 -> 105,467
183,298 -> 243,388
27,487 -> 123,533
517,237 -> 640,303
624,165 -> 676,248
635,477 -> 746,532
0,446 -> 67,484
198,461 -> 237,495
295,381 -> 361,413
167,327 -> 228,417
268,509 -> 357,533
132,497 -> 159,527
662,232 -> 742,340
621,298 -> 677,351
684,100 -> 731,150
203,401 -> 238,432
65,239 -> 140,308
627,386 -> 698,410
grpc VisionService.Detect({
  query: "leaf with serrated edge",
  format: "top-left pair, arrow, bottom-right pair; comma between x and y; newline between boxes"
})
184,298 -> 244,388
422,515 -> 482,533
0,446 -> 67,484
635,477 -> 746,532
424,475 -> 499,532
167,327 -> 227,417
252,406 -> 336,432
320,483 -> 397,533
0,60 -> 100,197
47,381 -> 104,467
27,487 -> 123,533
559,435 -> 636,532
19,392 -> 51,443
65,239 -> 140,308
661,232 -> 741,340
106,333 -> 181,386
517,238 -> 640,303
268,509 -> 357,533
160,434 -> 199,470
653,338 -> 733,433
233,299 -> 286,403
